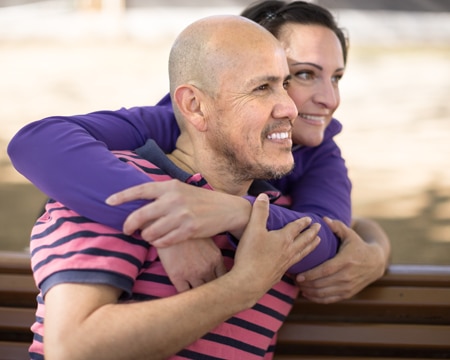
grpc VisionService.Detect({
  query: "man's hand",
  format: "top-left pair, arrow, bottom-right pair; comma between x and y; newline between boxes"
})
157,238 -> 227,292
106,179 -> 250,247
233,193 -> 321,293
296,217 -> 389,304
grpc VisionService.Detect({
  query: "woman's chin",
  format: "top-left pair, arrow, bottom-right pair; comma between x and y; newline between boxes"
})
294,135 -> 324,148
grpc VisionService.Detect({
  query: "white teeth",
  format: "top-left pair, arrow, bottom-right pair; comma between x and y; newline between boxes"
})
300,114 -> 326,121
267,132 -> 289,140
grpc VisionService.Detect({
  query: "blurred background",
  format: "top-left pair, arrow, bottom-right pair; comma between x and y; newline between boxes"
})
1,0 -> 449,265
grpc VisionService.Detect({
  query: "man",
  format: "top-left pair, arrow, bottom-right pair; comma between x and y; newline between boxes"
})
30,15 -> 321,359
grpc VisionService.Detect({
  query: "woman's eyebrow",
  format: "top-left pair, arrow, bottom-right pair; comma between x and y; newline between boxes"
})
291,61 -> 345,73
291,62 -> 323,70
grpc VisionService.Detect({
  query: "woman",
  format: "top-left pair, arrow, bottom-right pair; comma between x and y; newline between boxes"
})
8,1 -> 390,303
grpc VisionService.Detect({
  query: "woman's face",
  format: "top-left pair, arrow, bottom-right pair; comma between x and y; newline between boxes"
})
278,23 -> 345,147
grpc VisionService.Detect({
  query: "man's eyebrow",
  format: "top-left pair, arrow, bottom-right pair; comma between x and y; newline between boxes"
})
247,75 -> 290,86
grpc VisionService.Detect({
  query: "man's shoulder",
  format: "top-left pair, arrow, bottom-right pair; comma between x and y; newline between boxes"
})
112,149 -> 172,181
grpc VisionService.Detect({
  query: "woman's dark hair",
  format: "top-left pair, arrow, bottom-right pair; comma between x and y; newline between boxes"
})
241,0 -> 349,64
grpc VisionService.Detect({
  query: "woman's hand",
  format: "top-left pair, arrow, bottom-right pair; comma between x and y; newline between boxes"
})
106,179 -> 251,247
296,217 -> 390,304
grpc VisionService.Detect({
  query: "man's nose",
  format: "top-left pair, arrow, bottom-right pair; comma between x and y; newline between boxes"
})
274,92 -> 298,123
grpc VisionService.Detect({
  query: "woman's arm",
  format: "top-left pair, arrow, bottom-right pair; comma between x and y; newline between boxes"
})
274,120 -> 390,302
351,217 -> 391,268
8,95 -> 180,230
297,217 -> 390,303
106,180 -> 339,275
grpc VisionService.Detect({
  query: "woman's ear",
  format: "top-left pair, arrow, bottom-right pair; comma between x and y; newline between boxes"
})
173,85 -> 208,131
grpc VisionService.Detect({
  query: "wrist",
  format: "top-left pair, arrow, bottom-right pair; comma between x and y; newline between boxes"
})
227,196 -> 252,239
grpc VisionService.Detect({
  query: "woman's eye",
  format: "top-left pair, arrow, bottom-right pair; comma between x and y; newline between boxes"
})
332,74 -> 343,84
295,71 -> 314,81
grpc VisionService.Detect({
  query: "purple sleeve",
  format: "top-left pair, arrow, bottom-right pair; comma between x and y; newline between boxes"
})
287,142 -> 351,223
8,95 -> 180,230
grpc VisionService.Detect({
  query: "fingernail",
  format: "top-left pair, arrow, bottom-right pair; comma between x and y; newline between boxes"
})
256,193 -> 269,202
105,195 -> 115,205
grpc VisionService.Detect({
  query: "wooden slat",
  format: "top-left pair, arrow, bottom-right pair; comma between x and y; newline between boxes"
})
0,307 -> 35,333
0,273 -> 37,307
0,251 -> 31,274
348,285 -> 450,305
0,274 -> 37,294
278,322 -> 450,348
289,273 -> 450,325
294,285 -> 450,307
378,264 -> 450,287
0,341 -> 30,360
0,307 -> 34,344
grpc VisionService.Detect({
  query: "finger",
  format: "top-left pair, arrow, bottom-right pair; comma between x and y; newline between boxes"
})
172,279 -> 192,293
302,292 -> 343,304
298,269 -> 342,289
246,193 -> 270,228
289,223 -> 321,259
279,216 -> 313,240
188,278 -> 206,289
296,256 -> 343,283
150,231 -> 187,247
293,235 -> 321,264
300,280 -> 354,304
123,201 -> 171,235
214,260 -> 227,278
106,182 -> 165,206
144,222 -> 197,247
295,221 -> 320,239
323,216 -> 349,240
139,210 -> 195,246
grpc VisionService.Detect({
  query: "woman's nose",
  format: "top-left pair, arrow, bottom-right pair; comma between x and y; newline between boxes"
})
313,82 -> 339,109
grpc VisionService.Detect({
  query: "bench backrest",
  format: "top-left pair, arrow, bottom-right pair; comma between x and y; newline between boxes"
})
1,251 -> 449,359
277,264 -> 450,358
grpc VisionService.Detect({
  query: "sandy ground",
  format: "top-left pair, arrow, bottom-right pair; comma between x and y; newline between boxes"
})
1,3 -> 450,265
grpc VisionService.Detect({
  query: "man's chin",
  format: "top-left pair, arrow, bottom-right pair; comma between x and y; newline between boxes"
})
262,163 -> 294,180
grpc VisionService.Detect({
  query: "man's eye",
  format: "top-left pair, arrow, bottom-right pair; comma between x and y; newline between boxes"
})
283,79 -> 290,89
255,84 -> 269,91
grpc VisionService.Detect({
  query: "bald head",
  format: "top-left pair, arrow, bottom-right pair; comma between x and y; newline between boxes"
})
166,15 -> 297,195
168,15 -> 282,97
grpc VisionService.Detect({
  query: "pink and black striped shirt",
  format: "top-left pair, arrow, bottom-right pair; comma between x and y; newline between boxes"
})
29,141 -> 299,359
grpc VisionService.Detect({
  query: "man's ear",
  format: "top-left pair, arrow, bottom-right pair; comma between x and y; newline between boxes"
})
173,85 -> 208,131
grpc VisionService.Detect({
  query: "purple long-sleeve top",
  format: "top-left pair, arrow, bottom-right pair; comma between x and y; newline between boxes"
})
8,94 -> 351,273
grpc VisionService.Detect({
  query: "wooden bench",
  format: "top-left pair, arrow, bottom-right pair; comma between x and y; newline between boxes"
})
0,251 -> 36,360
275,264 -> 450,359
1,251 -> 449,360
